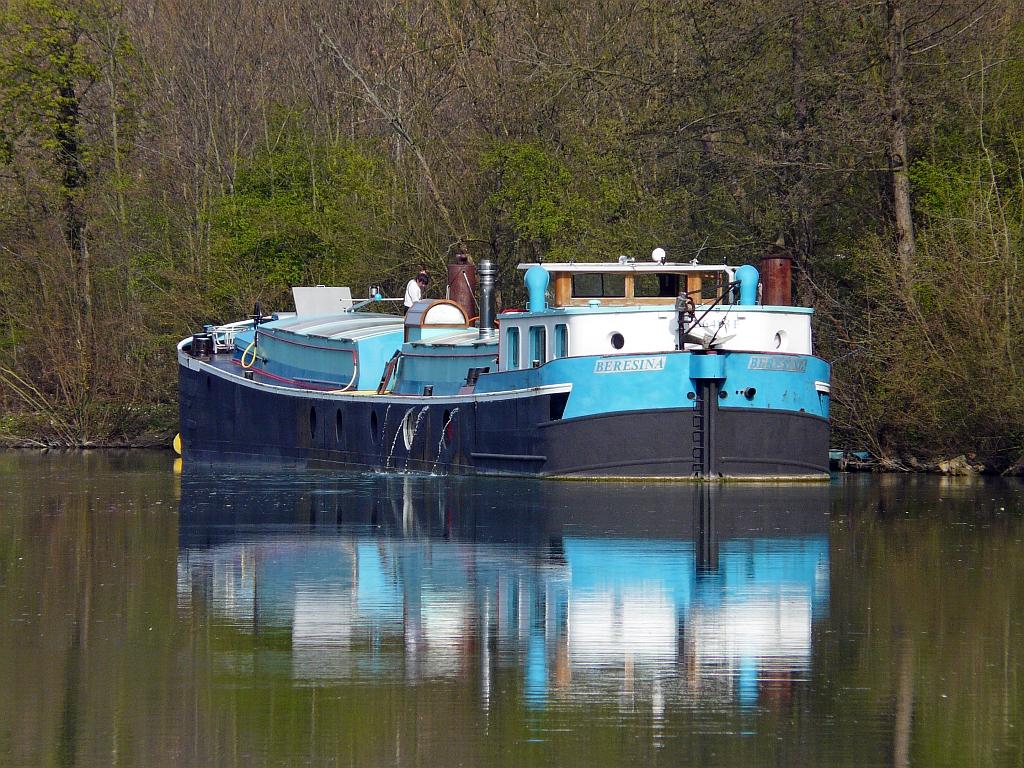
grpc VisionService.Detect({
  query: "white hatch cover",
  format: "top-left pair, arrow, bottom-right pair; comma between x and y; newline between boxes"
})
292,286 -> 354,316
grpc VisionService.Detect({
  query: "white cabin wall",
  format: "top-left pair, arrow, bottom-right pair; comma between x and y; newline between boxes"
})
694,309 -> 813,355
563,312 -> 676,357
498,308 -> 812,370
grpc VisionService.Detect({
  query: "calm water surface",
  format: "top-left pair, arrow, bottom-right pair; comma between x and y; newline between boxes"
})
1,452 -> 1023,767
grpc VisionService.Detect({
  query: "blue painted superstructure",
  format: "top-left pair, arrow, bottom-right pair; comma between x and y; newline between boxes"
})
230,313 -> 405,391
392,331 -> 499,396
469,351 -> 828,421
178,257 -> 831,478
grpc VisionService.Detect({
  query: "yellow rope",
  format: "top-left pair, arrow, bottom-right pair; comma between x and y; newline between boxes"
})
240,338 -> 258,369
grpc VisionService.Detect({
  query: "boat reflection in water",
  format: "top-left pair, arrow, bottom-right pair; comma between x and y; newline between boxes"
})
177,471 -> 829,711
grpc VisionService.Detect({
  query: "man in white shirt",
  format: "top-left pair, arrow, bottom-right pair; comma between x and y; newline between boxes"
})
403,271 -> 429,313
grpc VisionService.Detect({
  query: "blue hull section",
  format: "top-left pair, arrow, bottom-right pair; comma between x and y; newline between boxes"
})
477,351 -> 831,422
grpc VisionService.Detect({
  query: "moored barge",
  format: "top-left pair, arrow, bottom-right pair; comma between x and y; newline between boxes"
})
178,250 -> 830,479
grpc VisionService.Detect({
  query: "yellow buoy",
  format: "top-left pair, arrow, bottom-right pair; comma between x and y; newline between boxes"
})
172,432 -> 182,455
173,457 -> 183,475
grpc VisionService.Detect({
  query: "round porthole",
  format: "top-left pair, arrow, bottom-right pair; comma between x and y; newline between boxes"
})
335,409 -> 344,442
610,332 -> 625,350
773,331 -> 786,350
309,406 -> 317,438
370,410 -> 379,441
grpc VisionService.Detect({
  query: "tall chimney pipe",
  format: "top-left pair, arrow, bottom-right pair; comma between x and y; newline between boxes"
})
760,246 -> 793,306
478,258 -> 496,337
447,252 -> 477,319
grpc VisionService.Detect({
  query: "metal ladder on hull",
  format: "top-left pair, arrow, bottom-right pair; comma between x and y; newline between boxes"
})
691,382 -> 719,478
691,391 -> 705,477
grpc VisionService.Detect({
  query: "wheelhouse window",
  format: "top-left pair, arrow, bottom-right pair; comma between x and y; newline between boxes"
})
571,273 -> 625,298
634,273 -> 681,298
554,324 -> 568,358
700,272 -> 725,301
506,326 -> 520,369
529,325 -> 547,366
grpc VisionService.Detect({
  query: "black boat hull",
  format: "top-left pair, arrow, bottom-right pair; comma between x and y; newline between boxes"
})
179,363 -> 829,480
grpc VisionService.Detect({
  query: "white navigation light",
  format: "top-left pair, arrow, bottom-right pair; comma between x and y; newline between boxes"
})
651,247 -> 666,263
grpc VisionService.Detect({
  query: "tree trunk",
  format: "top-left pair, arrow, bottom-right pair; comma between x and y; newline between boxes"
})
788,2 -> 813,304
55,71 -> 93,409
886,0 -> 916,277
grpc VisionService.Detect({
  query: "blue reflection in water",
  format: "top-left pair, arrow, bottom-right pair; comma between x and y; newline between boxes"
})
177,474 -> 829,710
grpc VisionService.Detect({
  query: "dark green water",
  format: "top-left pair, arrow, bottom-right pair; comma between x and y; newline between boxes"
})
1,452 -> 1022,767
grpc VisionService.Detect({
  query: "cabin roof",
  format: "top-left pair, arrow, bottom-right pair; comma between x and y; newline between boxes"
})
515,261 -> 734,274
496,303 -> 813,317
264,312 -> 403,341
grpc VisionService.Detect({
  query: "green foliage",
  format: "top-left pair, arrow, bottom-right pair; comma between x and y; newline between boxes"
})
482,141 -> 585,253
823,145 -> 1024,465
0,0 -> 106,171
481,134 -> 670,267
909,159 -> 981,219
208,125 -> 396,315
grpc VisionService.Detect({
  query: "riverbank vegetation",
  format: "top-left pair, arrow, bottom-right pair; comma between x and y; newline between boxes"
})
0,0 -> 1022,468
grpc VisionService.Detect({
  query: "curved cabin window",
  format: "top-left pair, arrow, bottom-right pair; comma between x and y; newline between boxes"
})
554,324 -> 568,358
506,326 -> 520,369
634,274 -> 680,298
572,273 -> 625,298
529,325 -> 547,366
